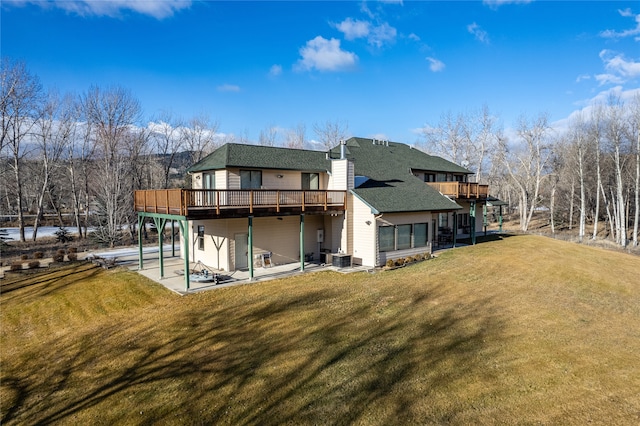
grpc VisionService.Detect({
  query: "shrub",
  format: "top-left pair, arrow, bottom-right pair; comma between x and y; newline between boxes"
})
385,259 -> 395,268
52,253 -> 65,262
413,255 -> 422,262
10,261 -> 22,271
67,247 -> 78,254
67,252 -> 78,261
28,260 -> 40,269
423,253 -> 431,260
34,251 -> 44,259
395,259 -> 404,267
20,254 -> 29,260
57,249 -> 66,255
405,257 -> 414,264
54,227 -> 73,243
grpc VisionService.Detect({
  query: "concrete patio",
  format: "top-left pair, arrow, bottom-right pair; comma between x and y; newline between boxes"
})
119,247 -> 373,295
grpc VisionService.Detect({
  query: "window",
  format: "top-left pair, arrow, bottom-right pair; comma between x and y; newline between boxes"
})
424,173 -> 435,182
457,213 -> 469,230
203,173 -> 215,189
436,173 -> 446,182
378,226 -> 395,252
240,170 -> 262,189
302,173 -> 319,190
396,225 -> 412,250
439,213 -> 449,229
414,223 -> 428,247
379,223 -> 429,252
197,225 -> 205,251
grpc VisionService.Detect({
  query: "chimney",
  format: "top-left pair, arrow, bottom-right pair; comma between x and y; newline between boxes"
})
340,139 -> 346,160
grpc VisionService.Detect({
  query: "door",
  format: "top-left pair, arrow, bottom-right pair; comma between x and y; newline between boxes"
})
234,233 -> 248,269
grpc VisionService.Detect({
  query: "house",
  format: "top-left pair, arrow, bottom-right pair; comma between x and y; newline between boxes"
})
134,137 -> 493,290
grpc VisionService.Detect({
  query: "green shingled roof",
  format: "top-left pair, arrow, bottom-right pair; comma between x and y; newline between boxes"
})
334,137 -> 464,213
188,139 -> 465,214
187,143 -> 331,173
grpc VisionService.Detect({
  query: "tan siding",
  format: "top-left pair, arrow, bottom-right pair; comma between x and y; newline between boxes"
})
216,170 -> 227,189
228,169 -> 240,189
192,172 -> 204,189
329,160 -> 348,190
262,170 -> 300,190
351,196 -> 376,266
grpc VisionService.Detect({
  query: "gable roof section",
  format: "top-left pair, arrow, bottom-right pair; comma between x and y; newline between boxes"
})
333,137 -> 463,213
188,143 -> 331,173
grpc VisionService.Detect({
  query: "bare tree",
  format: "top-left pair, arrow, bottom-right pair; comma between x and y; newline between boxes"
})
284,122 -> 306,149
313,119 -> 349,151
604,96 -> 629,246
181,114 -> 219,166
0,58 -> 43,242
421,111 -> 465,163
258,125 -> 278,146
149,111 -> 184,189
628,94 -> 640,246
81,85 -> 141,247
422,106 -> 498,182
31,90 -> 75,240
498,113 -> 552,231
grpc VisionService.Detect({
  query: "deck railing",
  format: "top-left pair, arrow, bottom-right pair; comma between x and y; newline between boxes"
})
426,182 -> 489,199
134,189 -> 347,217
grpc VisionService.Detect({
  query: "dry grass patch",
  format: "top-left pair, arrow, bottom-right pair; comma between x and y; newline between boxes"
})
1,235 -> 639,425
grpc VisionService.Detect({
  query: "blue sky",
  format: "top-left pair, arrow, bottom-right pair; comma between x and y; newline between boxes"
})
2,0 -> 639,145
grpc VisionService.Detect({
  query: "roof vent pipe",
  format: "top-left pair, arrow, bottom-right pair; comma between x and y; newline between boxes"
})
340,139 -> 346,160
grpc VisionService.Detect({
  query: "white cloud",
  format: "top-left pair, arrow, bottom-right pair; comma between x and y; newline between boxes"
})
217,84 -> 240,92
408,33 -> 421,42
426,57 -> 445,72
482,0 -> 533,9
596,49 -> 640,85
295,36 -> 358,72
334,18 -> 397,48
600,8 -> 640,41
5,0 -> 192,19
552,86 -> 640,134
575,74 -> 591,83
369,22 -> 397,48
269,65 -> 282,77
467,22 -> 490,44
335,18 -> 370,40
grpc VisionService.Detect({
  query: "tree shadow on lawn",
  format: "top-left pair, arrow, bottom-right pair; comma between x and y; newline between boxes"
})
0,262 -> 102,299
3,281 -> 506,425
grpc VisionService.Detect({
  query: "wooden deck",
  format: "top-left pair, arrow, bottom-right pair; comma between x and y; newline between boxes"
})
427,182 -> 489,199
134,189 -> 347,219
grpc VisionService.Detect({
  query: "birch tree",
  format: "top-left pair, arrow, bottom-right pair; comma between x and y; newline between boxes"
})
498,113 -> 552,231
31,90 -> 75,240
81,85 -> 141,247
0,58 -> 43,242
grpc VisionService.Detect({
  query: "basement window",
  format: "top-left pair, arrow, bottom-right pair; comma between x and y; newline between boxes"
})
197,225 -> 205,251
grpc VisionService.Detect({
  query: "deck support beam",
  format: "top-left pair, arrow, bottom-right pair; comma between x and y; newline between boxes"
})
138,215 -> 144,270
152,217 -> 168,279
300,214 -> 305,272
248,216 -> 254,280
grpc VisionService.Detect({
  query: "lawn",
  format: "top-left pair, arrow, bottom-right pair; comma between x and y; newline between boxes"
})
1,235 -> 639,425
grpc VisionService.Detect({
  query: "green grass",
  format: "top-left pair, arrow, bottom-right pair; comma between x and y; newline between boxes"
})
2,235 -> 639,425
